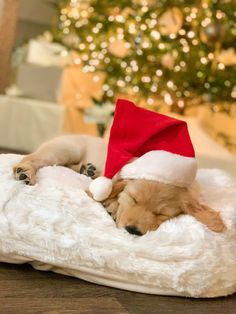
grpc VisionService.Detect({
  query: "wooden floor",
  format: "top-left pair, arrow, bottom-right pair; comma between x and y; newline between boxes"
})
1,149 -> 236,313
0,262 -> 235,314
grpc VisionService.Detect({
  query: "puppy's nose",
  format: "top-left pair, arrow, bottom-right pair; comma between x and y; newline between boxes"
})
125,225 -> 142,236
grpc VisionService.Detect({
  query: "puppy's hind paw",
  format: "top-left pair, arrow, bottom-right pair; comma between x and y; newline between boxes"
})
13,162 -> 36,185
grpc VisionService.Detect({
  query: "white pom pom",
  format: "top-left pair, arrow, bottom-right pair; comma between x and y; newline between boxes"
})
89,176 -> 113,201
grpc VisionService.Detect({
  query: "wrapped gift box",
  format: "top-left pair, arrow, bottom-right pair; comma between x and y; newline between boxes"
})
16,63 -> 104,135
59,65 -> 105,134
17,64 -> 63,103
199,106 -> 236,155
0,95 -> 65,152
26,39 -> 68,67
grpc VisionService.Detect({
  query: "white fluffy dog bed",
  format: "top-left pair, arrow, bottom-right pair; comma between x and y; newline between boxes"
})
0,154 -> 236,298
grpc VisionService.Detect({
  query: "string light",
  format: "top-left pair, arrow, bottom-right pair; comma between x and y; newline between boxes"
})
179,29 -> 186,35
174,65 -> 181,72
158,43 -> 165,49
79,43 -> 85,50
102,84 -> 109,91
186,16 -> 192,22
201,17 -> 211,27
200,57 -> 208,64
151,30 -> 160,40
147,98 -> 154,105
183,46 -> 190,53
218,63 -> 225,70
156,69 -> 163,77
151,84 -> 158,92
231,87 -> 236,98
117,80 -> 125,87
104,57 -> 110,63
121,61 -> 127,68
107,90 -> 114,97
86,36 -> 93,42
140,24 -> 147,31
177,100 -> 185,108
63,28 -> 70,34
164,93 -> 173,105
187,31 -> 195,38
61,50 -> 68,57
167,81 -> 174,88
133,86 -> 139,93
54,0 -> 234,111
169,33 -> 176,39
74,57 -> 81,64
141,76 -> 151,83
93,75 -> 100,82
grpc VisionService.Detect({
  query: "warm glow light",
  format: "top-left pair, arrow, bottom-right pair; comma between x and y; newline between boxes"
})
156,69 -> 163,76
164,93 -> 173,105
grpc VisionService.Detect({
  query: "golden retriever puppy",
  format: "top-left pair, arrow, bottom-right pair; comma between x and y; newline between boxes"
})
102,179 -> 225,235
13,135 -> 225,235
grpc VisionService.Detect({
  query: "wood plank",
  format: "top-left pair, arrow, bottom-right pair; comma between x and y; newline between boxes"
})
0,279 -> 121,299
116,293 -> 236,314
0,263 -> 235,314
0,297 -> 129,314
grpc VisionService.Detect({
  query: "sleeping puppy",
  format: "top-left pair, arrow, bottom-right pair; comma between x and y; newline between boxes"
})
13,135 -> 225,235
102,179 -> 225,235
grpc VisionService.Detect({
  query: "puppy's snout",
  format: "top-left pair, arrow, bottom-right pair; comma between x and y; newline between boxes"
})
125,225 -> 142,236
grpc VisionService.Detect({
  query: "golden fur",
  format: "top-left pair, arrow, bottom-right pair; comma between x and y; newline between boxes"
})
102,180 -> 225,235
13,135 -> 225,236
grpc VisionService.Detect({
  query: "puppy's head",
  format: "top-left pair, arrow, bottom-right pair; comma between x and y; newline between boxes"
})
102,179 -> 225,236
102,179 -> 183,235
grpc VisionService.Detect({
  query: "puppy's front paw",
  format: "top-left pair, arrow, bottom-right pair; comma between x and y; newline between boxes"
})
13,162 -> 36,185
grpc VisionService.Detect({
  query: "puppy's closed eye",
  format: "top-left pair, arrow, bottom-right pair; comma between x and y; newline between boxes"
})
127,194 -> 138,204
131,195 -> 138,204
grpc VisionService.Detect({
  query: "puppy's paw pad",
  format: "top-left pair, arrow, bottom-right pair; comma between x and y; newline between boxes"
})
16,167 -> 23,174
79,164 -> 86,174
80,163 -> 96,178
19,173 -> 27,180
13,163 -> 36,185
87,163 -> 96,171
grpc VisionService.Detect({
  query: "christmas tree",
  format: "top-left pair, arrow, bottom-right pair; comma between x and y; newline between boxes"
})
52,0 -> 236,114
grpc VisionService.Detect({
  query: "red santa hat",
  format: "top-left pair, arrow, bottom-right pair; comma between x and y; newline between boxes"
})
89,99 -> 197,201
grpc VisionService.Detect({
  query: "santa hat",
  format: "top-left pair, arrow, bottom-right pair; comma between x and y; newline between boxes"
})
89,99 -> 197,201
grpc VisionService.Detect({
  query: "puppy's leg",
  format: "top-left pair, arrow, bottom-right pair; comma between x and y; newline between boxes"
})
13,136 -> 85,185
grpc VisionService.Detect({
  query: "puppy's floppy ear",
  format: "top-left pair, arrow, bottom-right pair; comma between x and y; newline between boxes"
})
182,197 -> 225,233
106,180 -> 127,199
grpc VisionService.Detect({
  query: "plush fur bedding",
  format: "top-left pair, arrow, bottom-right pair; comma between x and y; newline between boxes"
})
0,154 -> 236,298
